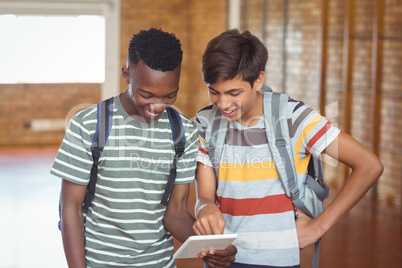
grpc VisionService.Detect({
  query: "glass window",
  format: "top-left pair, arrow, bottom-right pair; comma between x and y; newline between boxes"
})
0,14 -> 105,83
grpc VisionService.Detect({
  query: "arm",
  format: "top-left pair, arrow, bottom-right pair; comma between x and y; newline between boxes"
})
193,162 -> 238,266
60,179 -> 88,268
163,180 -> 237,268
163,183 -> 196,243
193,162 -> 225,235
296,131 -> 384,249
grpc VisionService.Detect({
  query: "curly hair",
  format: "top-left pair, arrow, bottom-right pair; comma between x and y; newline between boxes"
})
128,28 -> 183,72
201,29 -> 268,88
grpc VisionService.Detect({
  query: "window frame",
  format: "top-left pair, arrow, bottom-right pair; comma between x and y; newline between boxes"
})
0,0 -> 120,99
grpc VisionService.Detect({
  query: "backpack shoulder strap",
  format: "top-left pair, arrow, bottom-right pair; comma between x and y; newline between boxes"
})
263,87 -> 323,268
161,107 -> 186,206
166,107 -> 186,157
263,89 -> 298,199
264,90 -> 316,217
83,97 -> 114,211
207,107 -> 228,176
59,97 -> 114,230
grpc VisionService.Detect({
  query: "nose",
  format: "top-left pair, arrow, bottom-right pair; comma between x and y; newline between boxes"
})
149,103 -> 166,113
218,95 -> 231,110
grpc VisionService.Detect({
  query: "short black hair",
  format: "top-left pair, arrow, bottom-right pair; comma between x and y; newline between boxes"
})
128,28 -> 183,72
201,29 -> 268,88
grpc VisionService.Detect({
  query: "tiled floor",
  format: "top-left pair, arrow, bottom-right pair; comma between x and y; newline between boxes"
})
1,148 -> 401,268
0,148 -> 65,268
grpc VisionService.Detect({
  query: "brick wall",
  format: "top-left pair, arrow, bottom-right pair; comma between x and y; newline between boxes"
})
380,0 -> 402,206
242,0 -> 402,207
0,83 -> 100,147
186,0 -> 227,116
120,0 -> 226,118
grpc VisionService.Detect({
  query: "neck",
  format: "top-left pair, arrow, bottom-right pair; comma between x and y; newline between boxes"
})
120,89 -> 140,120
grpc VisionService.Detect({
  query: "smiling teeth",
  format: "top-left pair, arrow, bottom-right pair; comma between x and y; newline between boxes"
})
222,109 -> 236,114
147,110 -> 158,116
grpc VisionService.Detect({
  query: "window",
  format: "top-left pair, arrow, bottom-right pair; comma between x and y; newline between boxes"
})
0,14 -> 105,83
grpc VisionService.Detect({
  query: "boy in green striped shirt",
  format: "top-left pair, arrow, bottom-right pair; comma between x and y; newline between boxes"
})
52,28 -> 236,268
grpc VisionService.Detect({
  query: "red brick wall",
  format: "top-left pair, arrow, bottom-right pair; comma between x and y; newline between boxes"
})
242,0 -> 402,207
120,0 -> 226,118
0,83 -> 100,147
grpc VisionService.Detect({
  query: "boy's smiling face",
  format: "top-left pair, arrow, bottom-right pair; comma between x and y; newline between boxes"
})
207,72 -> 265,126
122,60 -> 180,122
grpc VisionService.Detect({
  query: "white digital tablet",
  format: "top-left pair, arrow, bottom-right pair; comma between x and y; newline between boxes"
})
173,233 -> 238,259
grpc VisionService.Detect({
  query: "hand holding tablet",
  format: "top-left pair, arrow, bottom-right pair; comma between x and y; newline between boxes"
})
173,233 -> 238,259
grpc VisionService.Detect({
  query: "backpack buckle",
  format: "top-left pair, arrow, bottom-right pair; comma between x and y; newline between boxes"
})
291,188 -> 300,199
175,143 -> 185,155
275,138 -> 286,148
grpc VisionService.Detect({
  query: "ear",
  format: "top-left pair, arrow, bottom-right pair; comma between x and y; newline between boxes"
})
253,71 -> 265,91
121,66 -> 130,85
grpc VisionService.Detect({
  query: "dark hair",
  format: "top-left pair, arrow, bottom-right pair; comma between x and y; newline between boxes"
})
201,29 -> 268,87
128,28 -> 183,72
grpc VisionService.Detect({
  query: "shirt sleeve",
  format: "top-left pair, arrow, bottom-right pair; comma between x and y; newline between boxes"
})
50,111 -> 95,185
288,100 -> 340,160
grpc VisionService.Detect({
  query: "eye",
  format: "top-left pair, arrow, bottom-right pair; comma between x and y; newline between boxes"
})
138,91 -> 154,99
140,94 -> 153,99
230,92 -> 241,97
208,90 -> 219,95
166,93 -> 178,99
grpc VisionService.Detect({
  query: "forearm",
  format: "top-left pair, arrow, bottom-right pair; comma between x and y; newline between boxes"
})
193,162 -> 225,235
315,135 -> 384,236
316,160 -> 383,235
163,183 -> 196,243
163,210 -> 196,243
61,209 -> 86,268
195,162 -> 218,218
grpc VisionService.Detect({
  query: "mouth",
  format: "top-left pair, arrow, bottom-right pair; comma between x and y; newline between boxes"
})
143,109 -> 162,121
146,110 -> 159,117
220,108 -> 239,117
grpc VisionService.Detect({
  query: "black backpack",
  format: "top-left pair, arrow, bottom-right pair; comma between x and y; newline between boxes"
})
58,97 -> 186,229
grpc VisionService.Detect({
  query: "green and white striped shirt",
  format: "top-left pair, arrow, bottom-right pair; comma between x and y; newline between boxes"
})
51,94 -> 198,267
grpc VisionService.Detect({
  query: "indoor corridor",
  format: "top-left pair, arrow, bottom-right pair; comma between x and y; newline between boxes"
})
1,148 -> 401,268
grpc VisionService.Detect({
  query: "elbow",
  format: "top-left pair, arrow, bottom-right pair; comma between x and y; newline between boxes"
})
374,158 -> 384,180
352,153 -> 384,184
162,212 -> 172,231
368,155 -> 384,182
